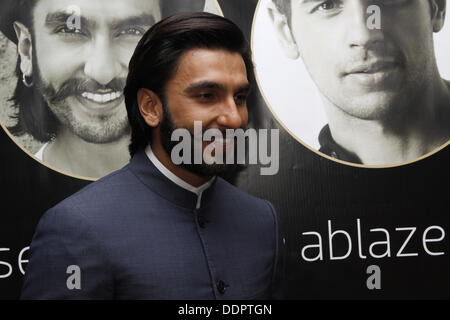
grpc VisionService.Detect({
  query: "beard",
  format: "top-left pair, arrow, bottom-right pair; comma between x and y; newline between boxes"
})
32,52 -> 130,144
159,104 -> 246,177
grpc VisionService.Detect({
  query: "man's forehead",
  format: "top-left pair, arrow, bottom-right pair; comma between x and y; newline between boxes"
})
34,0 -> 161,24
175,49 -> 249,89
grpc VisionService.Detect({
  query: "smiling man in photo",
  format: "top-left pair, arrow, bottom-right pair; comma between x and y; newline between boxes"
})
268,0 -> 449,165
0,0 -> 206,178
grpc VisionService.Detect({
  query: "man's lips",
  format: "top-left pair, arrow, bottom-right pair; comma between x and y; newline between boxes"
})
344,60 -> 399,75
75,89 -> 124,115
342,59 -> 401,87
212,138 -> 235,151
195,137 -> 236,151
80,90 -> 123,104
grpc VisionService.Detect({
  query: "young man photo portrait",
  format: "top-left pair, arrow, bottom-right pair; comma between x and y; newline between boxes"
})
0,0 -> 220,178
254,0 -> 450,166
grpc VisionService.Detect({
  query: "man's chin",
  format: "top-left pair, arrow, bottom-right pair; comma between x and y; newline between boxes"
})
60,117 -> 130,144
180,162 -> 246,177
45,98 -> 130,144
335,91 -> 403,120
74,124 -> 130,144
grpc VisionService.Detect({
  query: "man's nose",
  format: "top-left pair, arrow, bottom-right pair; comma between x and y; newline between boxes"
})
216,97 -> 246,130
345,0 -> 384,49
84,36 -> 122,86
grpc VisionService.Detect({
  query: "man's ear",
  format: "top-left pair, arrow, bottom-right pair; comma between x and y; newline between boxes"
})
13,21 -> 33,77
267,1 -> 299,60
137,88 -> 164,128
430,0 -> 446,32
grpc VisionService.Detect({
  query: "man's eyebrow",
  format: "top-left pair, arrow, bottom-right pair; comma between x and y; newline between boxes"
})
236,83 -> 251,94
45,12 -> 156,31
184,81 -> 226,94
45,11 -> 94,30
111,14 -> 156,30
184,81 -> 251,94
299,0 -> 321,4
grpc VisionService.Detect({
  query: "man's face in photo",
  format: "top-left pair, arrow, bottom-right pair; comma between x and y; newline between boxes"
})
31,0 -> 161,143
276,0 -> 445,120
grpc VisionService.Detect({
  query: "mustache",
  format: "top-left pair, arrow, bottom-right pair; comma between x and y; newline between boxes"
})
43,78 -> 126,103
342,47 -> 406,75
189,127 -> 245,139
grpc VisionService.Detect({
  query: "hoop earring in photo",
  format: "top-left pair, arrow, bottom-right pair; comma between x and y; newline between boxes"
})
22,74 -> 33,88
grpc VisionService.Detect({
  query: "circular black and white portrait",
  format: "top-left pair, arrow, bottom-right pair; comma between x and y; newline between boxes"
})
0,0 -> 222,179
252,0 -> 450,167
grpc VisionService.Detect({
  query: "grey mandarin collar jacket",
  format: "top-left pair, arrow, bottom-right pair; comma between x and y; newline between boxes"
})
21,149 -> 284,300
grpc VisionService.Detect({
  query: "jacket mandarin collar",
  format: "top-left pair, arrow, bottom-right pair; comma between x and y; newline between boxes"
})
128,149 -> 217,211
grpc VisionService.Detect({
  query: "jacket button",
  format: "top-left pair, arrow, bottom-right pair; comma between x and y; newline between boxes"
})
197,215 -> 208,228
217,280 -> 229,294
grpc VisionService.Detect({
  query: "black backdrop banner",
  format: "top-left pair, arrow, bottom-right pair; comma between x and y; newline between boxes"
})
0,0 -> 449,299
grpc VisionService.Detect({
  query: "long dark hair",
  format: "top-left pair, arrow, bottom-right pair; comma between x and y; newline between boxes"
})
9,62 -> 59,142
124,12 -> 255,156
7,0 -> 58,142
